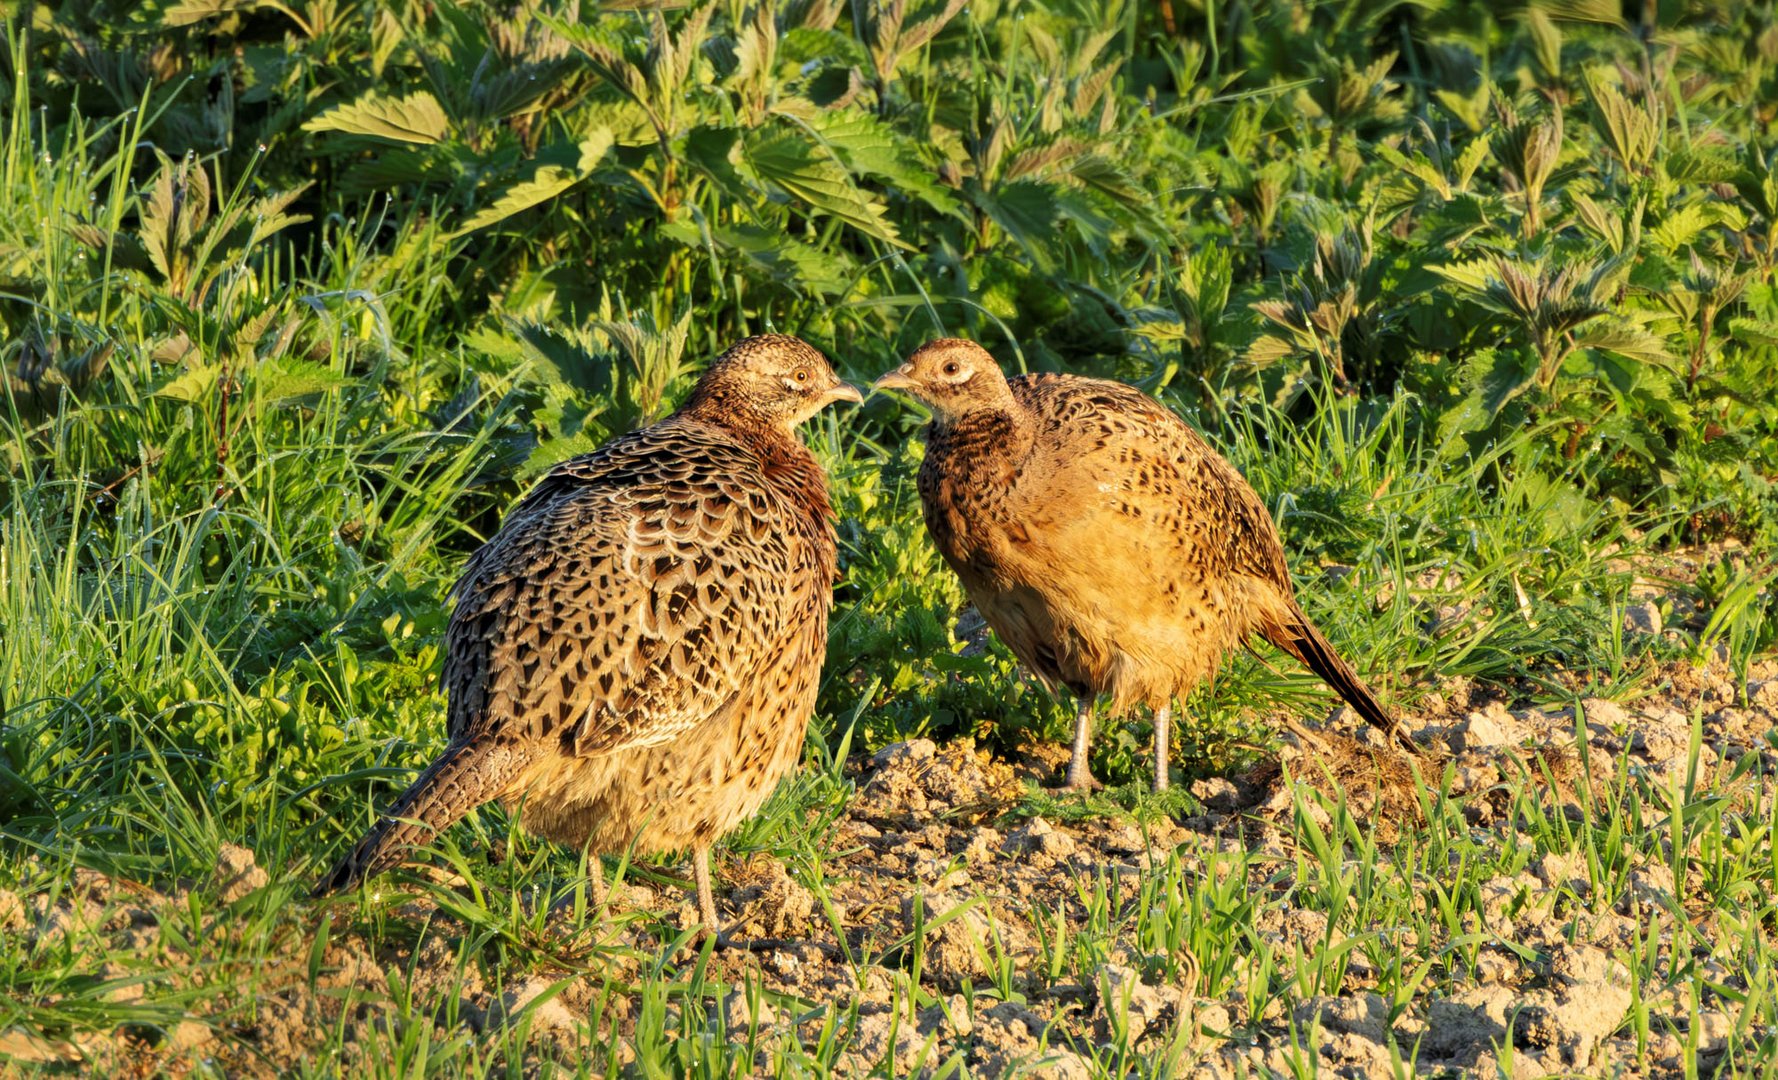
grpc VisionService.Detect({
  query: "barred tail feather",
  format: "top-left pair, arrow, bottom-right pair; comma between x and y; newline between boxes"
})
1264,607 -> 1419,755
313,738 -> 527,896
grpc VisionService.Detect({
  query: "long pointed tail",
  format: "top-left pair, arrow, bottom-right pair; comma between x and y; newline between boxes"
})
1263,606 -> 1420,755
314,737 -> 530,897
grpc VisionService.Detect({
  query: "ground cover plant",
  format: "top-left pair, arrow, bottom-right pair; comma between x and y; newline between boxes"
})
3,0 -> 1778,1074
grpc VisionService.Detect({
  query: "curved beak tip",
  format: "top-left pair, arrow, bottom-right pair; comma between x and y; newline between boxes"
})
871,367 -> 916,393
830,382 -> 864,405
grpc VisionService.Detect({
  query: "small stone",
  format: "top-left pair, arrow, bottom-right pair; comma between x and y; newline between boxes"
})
1618,864 -> 1677,914
1449,703 -> 1524,753
1003,816 -> 1078,860
1450,762 -> 1498,794
719,989 -> 778,1033
916,993 -> 973,1038
1425,986 -> 1514,1059
1580,697 -> 1629,728
211,844 -> 267,903
1691,1009 -> 1734,1054
840,1008 -> 929,1075
727,860 -> 816,938
496,977 -> 578,1038
1749,679 -> 1778,709
1534,851 -> 1589,894
167,1020 -> 212,1052
1292,993 -> 1388,1043
900,890 -> 991,990
1096,963 -> 1178,1042
1029,1048 -> 1093,1079
0,889 -> 24,930
1190,776 -> 1240,811
871,739 -> 937,768
1650,739 -> 1717,782
1470,947 -> 1520,985
1624,602 -> 1663,636
1189,1000 -> 1232,1042
1100,820 -> 1147,856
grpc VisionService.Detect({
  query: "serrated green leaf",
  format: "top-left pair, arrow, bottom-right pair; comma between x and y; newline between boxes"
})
1729,318 -> 1778,349
1429,258 -> 1499,295
450,162 -> 588,239
256,359 -> 351,405
1453,136 -> 1492,191
1375,143 -> 1449,198
160,0 -> 263,27
1574,322 -> 1677,365
154,364 -> 222,402
743,129 -> 909,248
1464,348 -> 1539,417
304,92 -> 451,145
661,218 -> 853,296
974,180 -> 1063,270
1648,203 -> 1715,254
805,109 -> 962,217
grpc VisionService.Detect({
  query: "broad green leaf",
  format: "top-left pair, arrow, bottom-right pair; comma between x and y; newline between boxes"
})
1574,322 -> 1677,366
974,180 -> 1063,269
1533,0 -> 1623,24
1525,9 -> 1562,79
450,162 -> 591,239
1666,144 -> 1740,184
1728,318 -> 1778,348
1375,143 -> 1449,199
1463,348 -> 1539,417
304,92 -> 451,145
1453,136 -> 1492,190
154,363 -> 222,402
1642,203 -> 1742,254
805,109 -> 962,216
742,129 -> 909,249
256,359 -> 351,405
160,0 -> 263,26
1429,258 -> 1499,295
660,218 -> 853,296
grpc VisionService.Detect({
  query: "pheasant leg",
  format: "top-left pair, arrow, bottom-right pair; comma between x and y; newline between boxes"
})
547,854 -> 609,926
1153,704 -> 1172,792
1064,699 -> 1102,791
588,855 -> 608,913
692,844 -> 720,933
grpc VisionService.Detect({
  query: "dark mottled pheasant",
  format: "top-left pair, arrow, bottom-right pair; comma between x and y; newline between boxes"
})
875,339 -> 1417,792
316,334 -> 861,935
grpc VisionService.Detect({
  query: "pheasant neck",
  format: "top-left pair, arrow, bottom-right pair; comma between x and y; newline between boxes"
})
932,403 -> 1034,465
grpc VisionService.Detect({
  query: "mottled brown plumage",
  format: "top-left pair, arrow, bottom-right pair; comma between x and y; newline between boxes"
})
316,334 -> 860,933
875,339 -> 1416,791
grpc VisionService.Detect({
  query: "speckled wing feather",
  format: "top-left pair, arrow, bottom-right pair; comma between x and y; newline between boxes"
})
1007,373 -> 1291,592
442,419 -> 795,757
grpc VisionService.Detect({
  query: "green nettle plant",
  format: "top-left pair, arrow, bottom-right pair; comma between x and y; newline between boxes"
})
2,1 -> 1773,529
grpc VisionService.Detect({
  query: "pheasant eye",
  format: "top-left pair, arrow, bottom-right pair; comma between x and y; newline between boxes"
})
793,369 -> 809,383
943,361 -> 960,376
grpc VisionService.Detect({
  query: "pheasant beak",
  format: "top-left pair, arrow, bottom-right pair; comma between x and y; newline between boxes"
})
825,381 -> 864,405
872,365 -> 916,393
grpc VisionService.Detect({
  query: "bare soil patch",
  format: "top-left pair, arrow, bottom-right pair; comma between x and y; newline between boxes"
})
5,656 -> 1774,1077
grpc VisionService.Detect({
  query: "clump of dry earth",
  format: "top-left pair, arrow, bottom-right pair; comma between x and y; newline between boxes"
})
3,655 -> 1775,1077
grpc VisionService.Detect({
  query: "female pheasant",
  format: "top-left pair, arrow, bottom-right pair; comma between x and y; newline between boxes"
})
875,338 -> 1416,792
317,334 -> 860,937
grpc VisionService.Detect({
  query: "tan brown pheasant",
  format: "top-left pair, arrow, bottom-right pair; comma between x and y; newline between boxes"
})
316,334 -> 860,937
874,338 -> 1416,792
